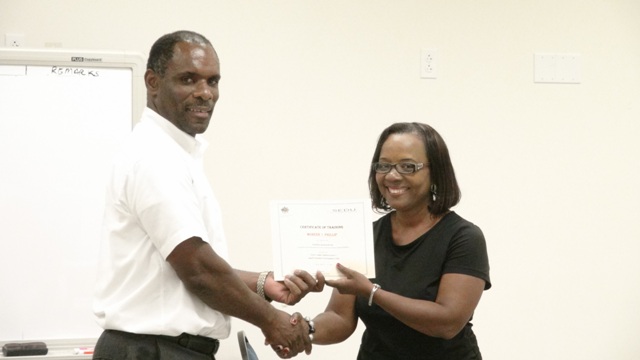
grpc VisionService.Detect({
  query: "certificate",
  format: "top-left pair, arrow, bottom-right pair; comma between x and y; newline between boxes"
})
270,199 -> 375,281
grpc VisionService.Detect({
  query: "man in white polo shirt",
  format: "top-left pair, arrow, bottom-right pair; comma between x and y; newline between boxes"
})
93,30 -> 322,360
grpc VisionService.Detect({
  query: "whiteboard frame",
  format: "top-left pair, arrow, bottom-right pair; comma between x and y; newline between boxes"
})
0,48 -> 146,343
0,48 -> 145,123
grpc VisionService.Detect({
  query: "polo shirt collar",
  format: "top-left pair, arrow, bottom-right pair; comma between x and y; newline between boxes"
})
143,107 -> 209,157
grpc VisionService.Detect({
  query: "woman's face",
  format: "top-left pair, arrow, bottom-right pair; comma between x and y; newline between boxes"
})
375,133 -> 431,213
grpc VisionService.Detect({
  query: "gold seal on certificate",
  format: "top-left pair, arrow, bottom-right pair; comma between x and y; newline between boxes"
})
270,199 -> 376,281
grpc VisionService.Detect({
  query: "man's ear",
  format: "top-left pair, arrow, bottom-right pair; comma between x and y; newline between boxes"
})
144,69 -> 159,93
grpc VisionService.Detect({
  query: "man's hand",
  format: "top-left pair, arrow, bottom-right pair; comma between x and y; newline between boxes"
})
265,270 -> 325,305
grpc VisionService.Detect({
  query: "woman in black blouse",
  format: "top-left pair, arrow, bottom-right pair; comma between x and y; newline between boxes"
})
285,122 -> 491,360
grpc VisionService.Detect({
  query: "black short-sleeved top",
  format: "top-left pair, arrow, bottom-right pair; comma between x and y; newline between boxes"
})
354,211 -> 491,360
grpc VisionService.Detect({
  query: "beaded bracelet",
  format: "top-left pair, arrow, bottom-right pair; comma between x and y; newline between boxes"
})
257,271 -> 273,302
304,316 -> 315,342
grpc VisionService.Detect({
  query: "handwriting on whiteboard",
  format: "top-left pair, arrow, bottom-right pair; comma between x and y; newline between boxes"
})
51,65 -> 99,77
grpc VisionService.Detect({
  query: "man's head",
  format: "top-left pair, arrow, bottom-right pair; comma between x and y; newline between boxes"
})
145,30 -> 221,136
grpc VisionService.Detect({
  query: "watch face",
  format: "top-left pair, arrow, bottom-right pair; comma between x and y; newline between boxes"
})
237,331 -> 259,360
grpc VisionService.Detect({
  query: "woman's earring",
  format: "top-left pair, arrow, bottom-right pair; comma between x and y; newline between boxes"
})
430,184 -> 437,202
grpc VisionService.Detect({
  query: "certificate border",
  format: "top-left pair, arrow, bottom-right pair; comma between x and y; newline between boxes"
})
270,199 -> 375,281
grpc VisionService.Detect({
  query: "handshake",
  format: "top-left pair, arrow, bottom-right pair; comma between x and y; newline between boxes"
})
257,263 -> 369,358
258,270 -> 325,359
266,312 -> 315,359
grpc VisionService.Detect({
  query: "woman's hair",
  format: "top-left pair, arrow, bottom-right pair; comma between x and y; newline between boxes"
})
368,122 -> 461,215
146,30 -> 213,77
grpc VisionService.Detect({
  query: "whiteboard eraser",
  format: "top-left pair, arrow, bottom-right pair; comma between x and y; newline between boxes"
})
2,342 -> 48,356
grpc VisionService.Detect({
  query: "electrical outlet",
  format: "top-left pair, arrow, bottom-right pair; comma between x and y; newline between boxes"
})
420,48 -> 437,79
5,33 -> 25,48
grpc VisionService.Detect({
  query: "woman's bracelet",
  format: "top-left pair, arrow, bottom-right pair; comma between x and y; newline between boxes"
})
304,316 -> 315,342
257,271 -> 273,302
368,283 -> 381,306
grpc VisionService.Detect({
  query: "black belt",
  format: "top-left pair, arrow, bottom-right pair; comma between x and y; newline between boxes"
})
158,333 -> 220,356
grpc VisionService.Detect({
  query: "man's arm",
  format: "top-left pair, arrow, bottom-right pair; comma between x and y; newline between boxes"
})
235,269 -> 324,305
167,237 -> 311,355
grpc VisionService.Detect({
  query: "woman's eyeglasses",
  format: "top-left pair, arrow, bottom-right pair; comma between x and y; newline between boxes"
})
372,162 -> 427,174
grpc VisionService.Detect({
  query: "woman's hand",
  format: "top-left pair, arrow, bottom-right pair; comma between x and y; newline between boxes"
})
324,263 -> 372,298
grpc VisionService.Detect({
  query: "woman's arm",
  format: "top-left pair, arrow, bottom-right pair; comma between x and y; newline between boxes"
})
310,288 -> 359,345
373,273 -> 485,339
327,263 -> 485,340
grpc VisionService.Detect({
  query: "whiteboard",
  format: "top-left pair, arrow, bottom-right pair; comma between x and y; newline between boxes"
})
0,49 -> 144,341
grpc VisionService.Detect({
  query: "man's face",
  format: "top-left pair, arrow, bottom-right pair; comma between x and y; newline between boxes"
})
146,41 -> 221,136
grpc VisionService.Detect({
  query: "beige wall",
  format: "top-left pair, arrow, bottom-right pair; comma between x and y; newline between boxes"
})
2,1 -> 640,359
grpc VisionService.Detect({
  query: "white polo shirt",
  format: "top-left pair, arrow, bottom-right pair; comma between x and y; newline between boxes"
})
93,107 -> 231,339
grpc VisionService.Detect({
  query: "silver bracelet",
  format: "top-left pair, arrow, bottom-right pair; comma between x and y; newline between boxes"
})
304,316 -> 315,334
368,283 -> 381,306
304,316 -> 315,342
257,271 -> 272,302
